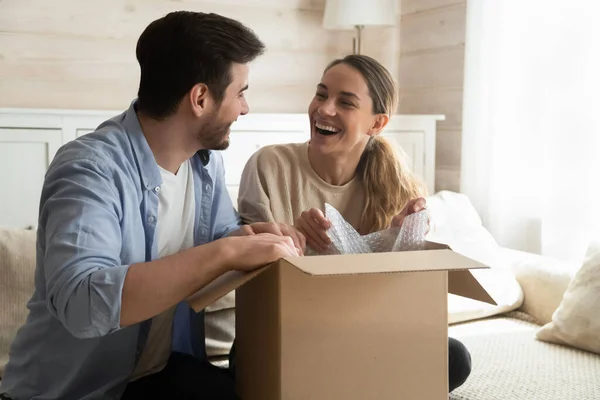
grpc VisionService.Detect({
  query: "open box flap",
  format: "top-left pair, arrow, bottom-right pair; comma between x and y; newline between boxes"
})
285,245 -> 488,277
427,235 -> 499,305
187,266 -> 269,312
448,270 -> 497,305
186,240 -> 497,311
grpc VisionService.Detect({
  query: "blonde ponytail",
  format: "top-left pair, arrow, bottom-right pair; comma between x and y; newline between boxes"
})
357,136 -> 427,234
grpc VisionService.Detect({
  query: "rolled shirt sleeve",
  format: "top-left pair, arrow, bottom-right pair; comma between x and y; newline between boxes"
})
41,157 -> 130,339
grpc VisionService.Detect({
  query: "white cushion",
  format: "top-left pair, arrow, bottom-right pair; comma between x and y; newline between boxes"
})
536,240 -> 600,354
425,191 -> 524,324
502,248 -> 577,325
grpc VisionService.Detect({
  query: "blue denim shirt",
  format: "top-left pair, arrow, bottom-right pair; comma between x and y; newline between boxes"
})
0,101 -> 241,400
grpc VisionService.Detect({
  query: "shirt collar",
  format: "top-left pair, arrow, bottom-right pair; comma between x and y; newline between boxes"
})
197,149 -> 211,166
122,100 -> 213,189
123,100 -> 162,191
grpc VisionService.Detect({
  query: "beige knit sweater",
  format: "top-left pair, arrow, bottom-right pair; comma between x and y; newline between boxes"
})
238,141 -> 365,228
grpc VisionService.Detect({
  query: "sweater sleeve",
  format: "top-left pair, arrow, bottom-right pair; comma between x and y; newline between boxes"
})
237,150 -> 277,224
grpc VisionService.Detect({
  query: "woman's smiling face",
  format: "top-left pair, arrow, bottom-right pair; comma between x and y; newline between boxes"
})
307,63 -> 380,156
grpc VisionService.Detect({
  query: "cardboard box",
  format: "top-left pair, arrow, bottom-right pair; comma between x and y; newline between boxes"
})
188,241 -> 496,400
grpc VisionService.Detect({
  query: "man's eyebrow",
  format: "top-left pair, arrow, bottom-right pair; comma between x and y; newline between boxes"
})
239,84 -> 249,93
317,83 -> 327,90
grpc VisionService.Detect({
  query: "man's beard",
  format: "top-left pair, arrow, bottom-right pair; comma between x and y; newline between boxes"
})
198,112 -> 232,151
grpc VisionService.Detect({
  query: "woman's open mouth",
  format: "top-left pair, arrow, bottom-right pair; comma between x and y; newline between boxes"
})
315,121 -> 341,136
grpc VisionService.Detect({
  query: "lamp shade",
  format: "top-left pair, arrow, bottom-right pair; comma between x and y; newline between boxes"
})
323,0 -> 397,29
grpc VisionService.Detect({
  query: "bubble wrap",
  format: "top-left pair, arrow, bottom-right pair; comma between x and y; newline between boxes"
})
320,203 -> 429,255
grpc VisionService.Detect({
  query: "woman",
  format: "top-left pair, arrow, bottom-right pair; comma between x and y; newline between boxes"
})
236,54 -> 471,393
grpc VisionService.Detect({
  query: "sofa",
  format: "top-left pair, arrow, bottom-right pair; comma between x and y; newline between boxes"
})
1,191 -> 599,399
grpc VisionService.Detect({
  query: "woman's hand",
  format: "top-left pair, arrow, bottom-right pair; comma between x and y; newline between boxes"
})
295,208 -> 331,253
390,197 -> 428,229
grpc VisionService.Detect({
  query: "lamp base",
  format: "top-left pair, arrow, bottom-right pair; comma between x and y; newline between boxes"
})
352,25 -> 364,55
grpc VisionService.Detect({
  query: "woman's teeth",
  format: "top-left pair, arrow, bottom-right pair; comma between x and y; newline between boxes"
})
315,122 -> 340,134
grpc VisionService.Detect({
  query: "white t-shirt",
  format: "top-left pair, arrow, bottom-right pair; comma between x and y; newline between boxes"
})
155,160 -> 196,257
130,159 -> 195,380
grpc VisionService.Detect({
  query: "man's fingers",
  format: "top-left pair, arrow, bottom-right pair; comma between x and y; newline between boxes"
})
299,230 -> 306,252
277,236 -> 298,258
293,228 -> 306,256
267,222 -> 284,236
280,224 -> 305,256
250,222 -> 283,236
276,236 -> 298,258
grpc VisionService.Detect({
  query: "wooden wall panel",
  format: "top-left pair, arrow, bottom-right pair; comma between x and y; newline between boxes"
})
0,0 -> 339,112
399,0 -> 466,192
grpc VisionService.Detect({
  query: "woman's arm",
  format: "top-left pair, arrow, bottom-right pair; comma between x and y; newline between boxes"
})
237,150 -> 277,224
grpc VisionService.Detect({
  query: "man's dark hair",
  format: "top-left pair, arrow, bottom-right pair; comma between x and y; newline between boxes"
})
135,11 -> 265,119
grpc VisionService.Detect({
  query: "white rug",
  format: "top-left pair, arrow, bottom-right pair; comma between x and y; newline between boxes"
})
449,314 -> 600,400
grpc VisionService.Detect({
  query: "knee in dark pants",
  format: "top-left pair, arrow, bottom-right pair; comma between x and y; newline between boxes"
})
228,341 -> 236,378
448,337 -> 471,392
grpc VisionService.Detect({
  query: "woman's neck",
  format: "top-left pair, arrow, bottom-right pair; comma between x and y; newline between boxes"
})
307,144 -> 365,186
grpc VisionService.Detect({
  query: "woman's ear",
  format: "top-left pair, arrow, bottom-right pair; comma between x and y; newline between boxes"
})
367,114 -> 390,136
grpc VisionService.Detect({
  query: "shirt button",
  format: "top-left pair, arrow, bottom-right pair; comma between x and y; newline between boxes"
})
148,216 -> 155,223
154,186 -> 160,193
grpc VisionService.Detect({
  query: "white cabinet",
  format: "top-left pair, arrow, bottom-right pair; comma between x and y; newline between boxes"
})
0,108 -> 118,229
0,108 -> 442,228
222,130 -> 309,196
0,128 -> 62,229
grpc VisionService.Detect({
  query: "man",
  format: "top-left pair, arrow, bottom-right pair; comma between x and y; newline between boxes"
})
0,11 -> 304,400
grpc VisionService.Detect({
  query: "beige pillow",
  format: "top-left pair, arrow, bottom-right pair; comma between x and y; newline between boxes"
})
0,227 -> 37,378
503,247 -> 577,325
536,240 -> 600,354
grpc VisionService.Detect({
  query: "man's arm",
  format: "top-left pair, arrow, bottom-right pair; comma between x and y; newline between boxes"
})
120,241 -> 231,326
42,158 -> 131,339
42,157 -> 297,339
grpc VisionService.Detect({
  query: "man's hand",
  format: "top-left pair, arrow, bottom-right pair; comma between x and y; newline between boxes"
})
229,222 -> 306,256
225,233 -> 300,272
295,208 -> 331,253
390,197 -> 429,230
